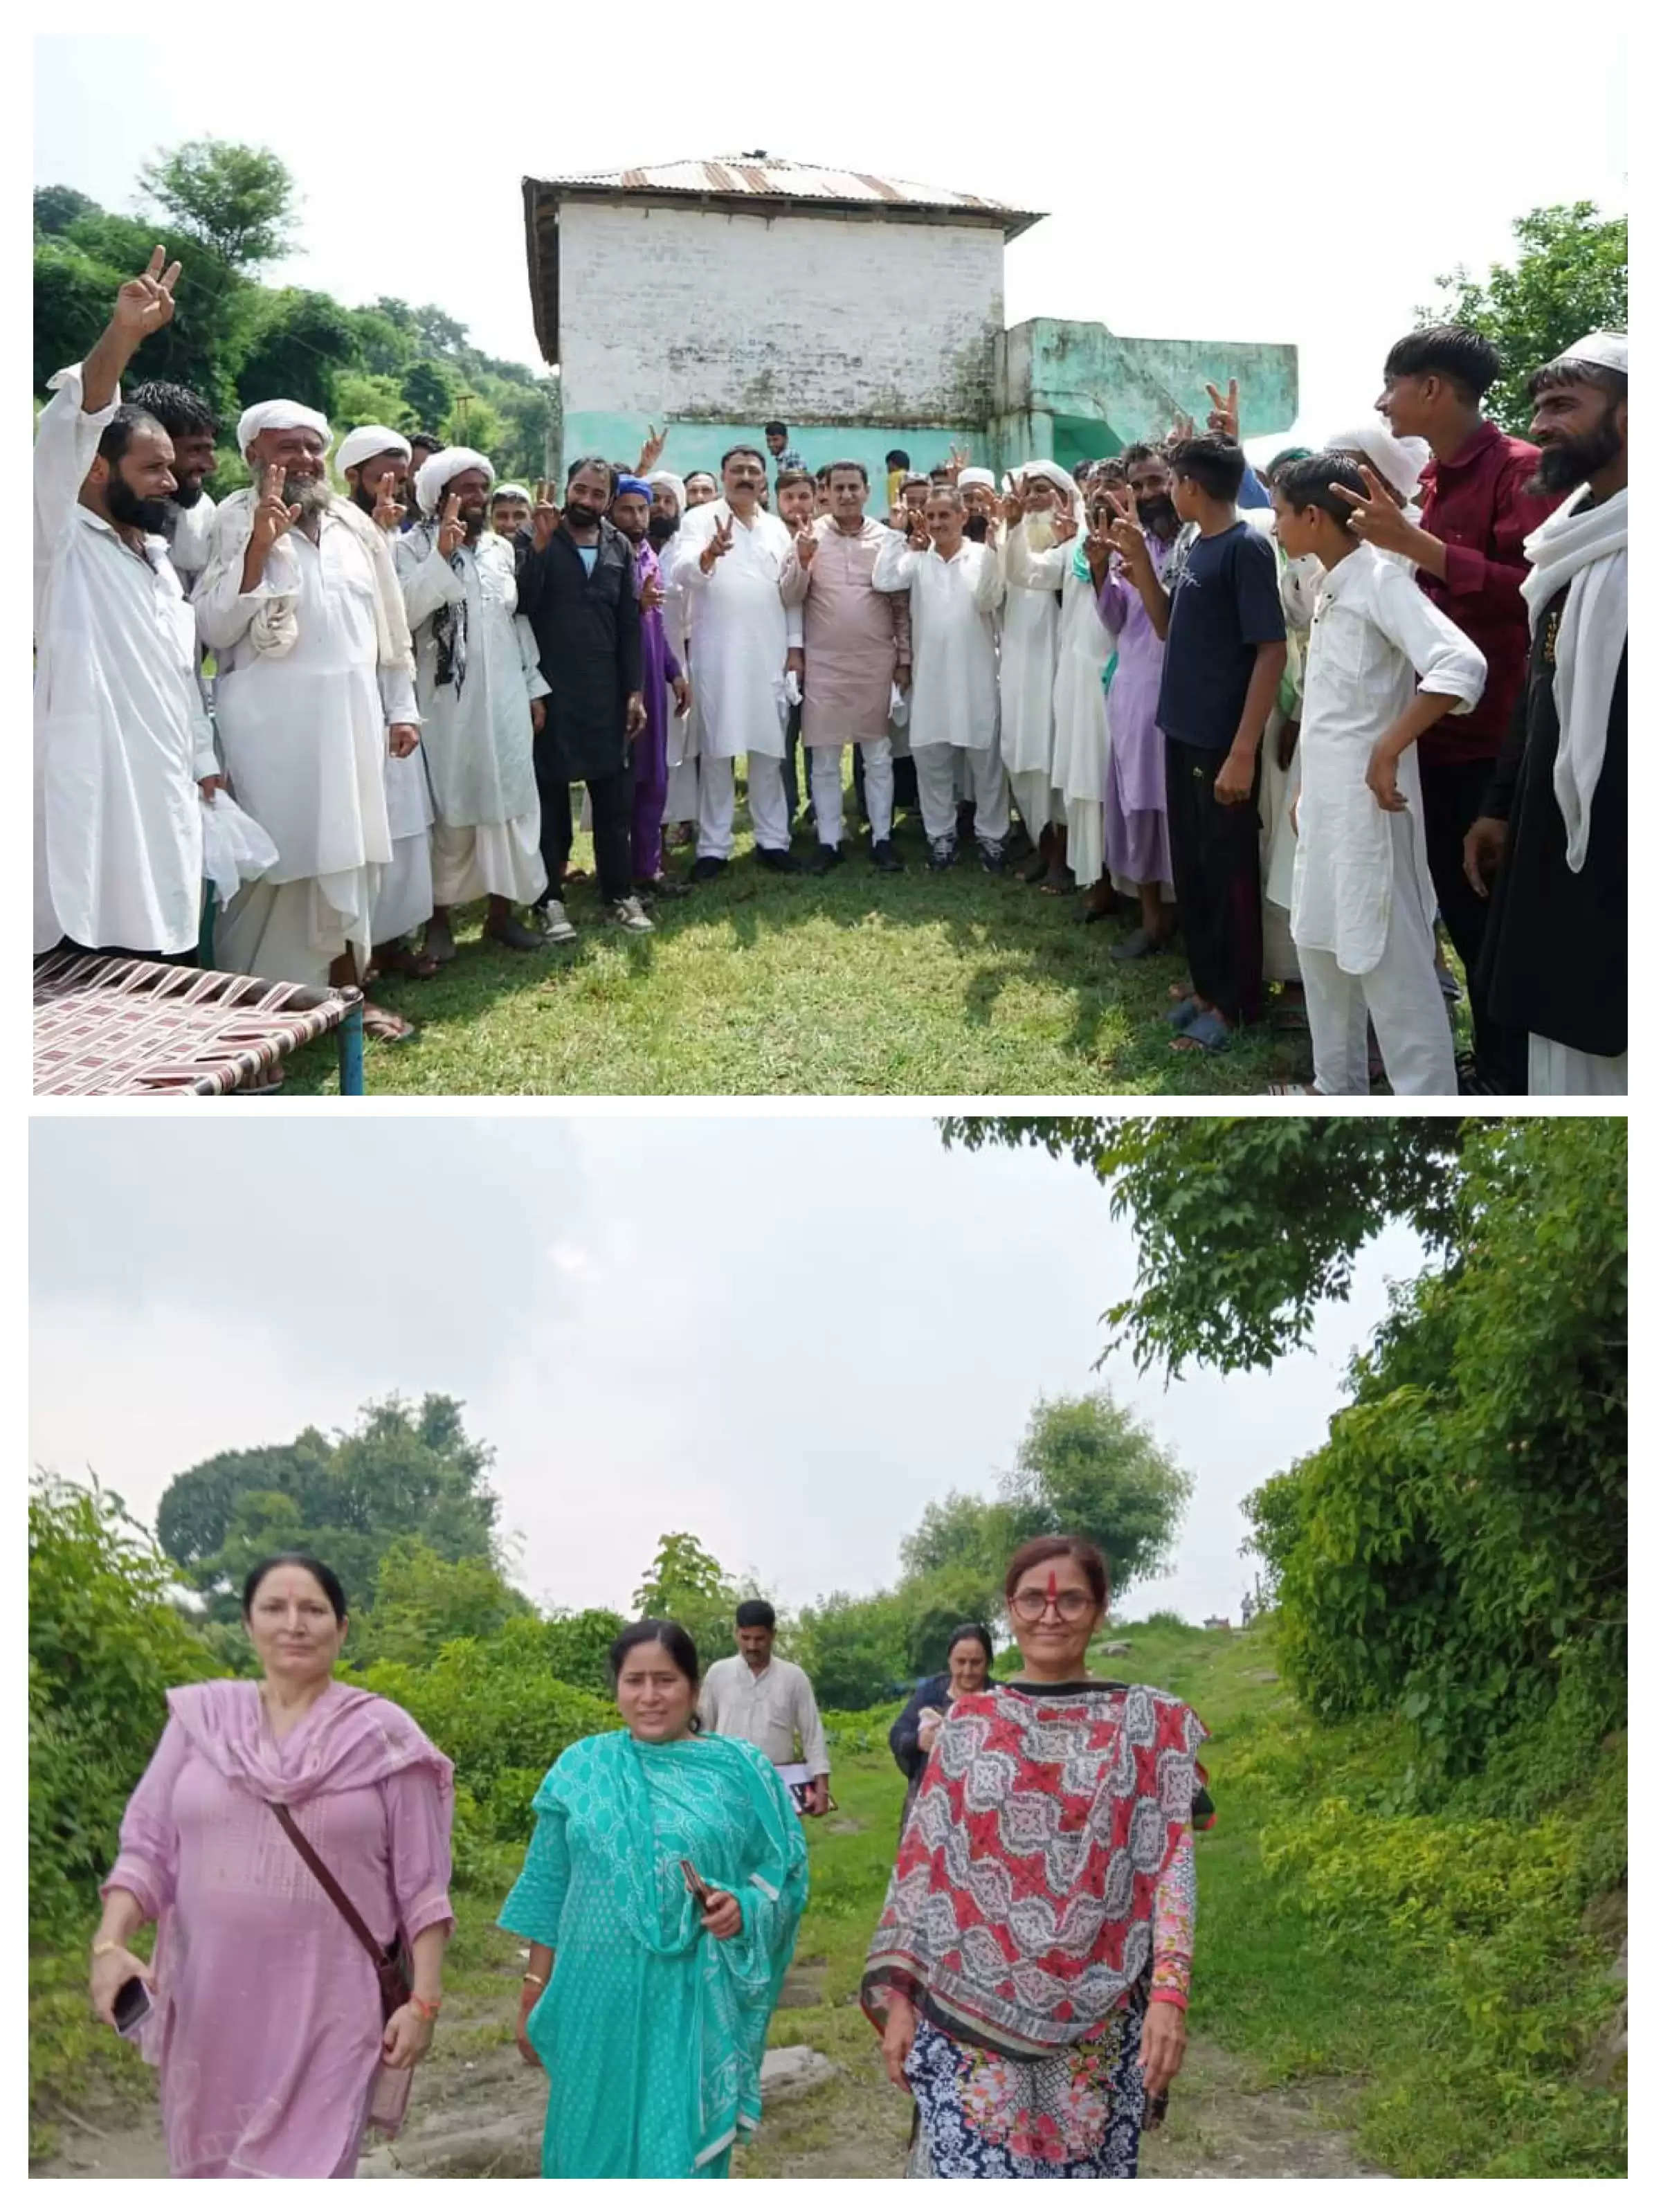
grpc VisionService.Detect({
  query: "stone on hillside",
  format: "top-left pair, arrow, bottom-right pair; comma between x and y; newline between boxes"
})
761,2045 -> 837,2103
1101,1640 -> 1131,1656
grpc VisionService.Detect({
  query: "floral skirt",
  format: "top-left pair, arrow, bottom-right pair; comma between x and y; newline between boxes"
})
903,1992 -> 1147,2179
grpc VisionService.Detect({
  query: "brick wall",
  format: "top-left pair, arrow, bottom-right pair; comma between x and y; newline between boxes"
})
559,199 -> 1006,426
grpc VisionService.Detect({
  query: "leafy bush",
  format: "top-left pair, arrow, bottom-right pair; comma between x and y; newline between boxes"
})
29,1475 -> 224,1947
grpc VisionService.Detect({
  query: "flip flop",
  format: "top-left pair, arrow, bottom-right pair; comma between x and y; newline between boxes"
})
1111,927 -> 1170,962
1171,1009 -> 1234,1054
1165,996 -> 1204,1031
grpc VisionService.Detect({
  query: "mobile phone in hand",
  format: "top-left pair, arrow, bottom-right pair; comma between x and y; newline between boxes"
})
114,1975 -> 152,2038
680,1858 -> 714,1910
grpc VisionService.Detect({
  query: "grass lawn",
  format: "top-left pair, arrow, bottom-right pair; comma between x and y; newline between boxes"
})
276,782 -> 1361,1096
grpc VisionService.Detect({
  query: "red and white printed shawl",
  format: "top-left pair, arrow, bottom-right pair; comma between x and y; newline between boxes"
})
860,1680 -> 1207,2060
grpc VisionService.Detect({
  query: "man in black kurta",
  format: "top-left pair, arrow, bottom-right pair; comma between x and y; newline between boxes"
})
516,457 -> 648,936
1466,334 -> 1627,1094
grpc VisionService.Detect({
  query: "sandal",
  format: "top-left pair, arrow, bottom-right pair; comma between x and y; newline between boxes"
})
1170,1009 -> 1235,1054
1165,996 -> 1205,1031
1111,927 -> 1170,962
376,943 -> 439,982
362,1002 -> 417,1044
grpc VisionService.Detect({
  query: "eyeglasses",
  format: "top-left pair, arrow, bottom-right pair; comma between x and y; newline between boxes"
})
1010,1588 -> 1095,1624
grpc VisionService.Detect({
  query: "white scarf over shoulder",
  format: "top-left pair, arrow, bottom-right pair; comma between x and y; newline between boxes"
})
1519,482 -> 1627,873
194,489 -> 415,682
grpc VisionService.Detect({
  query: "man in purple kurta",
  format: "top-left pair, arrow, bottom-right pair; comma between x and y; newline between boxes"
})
1096,444 -> 1183,957
611,475 -> 688,892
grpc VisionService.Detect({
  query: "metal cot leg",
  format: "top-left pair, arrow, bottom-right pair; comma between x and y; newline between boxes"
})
337,1001 -> 365,1094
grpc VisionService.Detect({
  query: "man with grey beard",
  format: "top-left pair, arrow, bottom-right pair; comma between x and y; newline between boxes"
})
194,399 -> 424,1042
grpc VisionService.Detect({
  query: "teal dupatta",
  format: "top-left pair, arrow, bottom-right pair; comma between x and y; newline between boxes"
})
500,1730 -> 808,2177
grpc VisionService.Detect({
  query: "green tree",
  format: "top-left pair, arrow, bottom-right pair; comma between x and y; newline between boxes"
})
631,1531 -> 744,1669
941,1116 -> 1468,1375
33,183 -> 99,236
791,1587 -> 913,1707
401,357 -> 456,430
138,139 -> 297,271
29,1474 -> 224,1943
352,1538 -> 532,1667
999,1388 -> 1193,1594
1419,203 -> 1628,437
332,371 -> 417,446
235,287 -> 361,418
898,1488 -> 1010,1586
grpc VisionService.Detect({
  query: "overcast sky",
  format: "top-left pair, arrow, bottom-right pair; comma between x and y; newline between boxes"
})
30,1117 -> 1428,1625
33,17 -> 1626,455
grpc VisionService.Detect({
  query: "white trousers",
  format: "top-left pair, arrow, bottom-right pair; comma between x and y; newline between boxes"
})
697,754 -> 789,859
664,756 -> 700,826
371,829 -> 434,944
1009,766 -> 1062,840
1528,1035 -> 1627,1096
430,815 -> 547,907
1296,891 -> 1456,1097
215,868 -> 377,988
812,739 -> 893,846
914,743 -> 1010,846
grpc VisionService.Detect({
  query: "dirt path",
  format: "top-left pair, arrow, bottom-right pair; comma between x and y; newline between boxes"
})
35,2011 -> 1382,2180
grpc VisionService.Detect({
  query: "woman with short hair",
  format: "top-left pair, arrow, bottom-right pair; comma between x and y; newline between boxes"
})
862,1535 -> 1207,2179
88,1552 -> 454,2177
502,1617 -> 808,2177
887,1622 -> 995,1829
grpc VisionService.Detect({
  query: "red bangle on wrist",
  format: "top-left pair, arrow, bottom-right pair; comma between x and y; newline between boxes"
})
409,1995 -> 441,2022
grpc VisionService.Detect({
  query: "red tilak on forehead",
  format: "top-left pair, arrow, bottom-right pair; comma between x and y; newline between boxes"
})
1046,1568 -> 1058,1602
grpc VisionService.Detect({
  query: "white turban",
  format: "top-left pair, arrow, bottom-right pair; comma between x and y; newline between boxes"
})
1324,420 -> 1431,503
646,469 -> 687,516
414,445 -> 496,516
1550,330 -> 1628,377
1013,457 -> 1079,505
958,466 -> 995,490
335,424 -> 411,478
237,399 -> 332,457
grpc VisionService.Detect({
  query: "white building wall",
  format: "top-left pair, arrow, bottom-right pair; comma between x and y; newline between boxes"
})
558,199 -> 1005,424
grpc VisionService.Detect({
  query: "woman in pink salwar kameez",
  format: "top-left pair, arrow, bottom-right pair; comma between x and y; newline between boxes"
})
88,1553 -> 455,2178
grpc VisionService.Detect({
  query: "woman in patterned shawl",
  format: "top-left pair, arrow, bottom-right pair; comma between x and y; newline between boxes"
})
861,1534 -> 1206,2179
500,1618 -> 808,2177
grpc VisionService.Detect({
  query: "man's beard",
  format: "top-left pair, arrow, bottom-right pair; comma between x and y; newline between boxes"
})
1024,512 -> 1057,550
647,513 -> 678,549
963,512 -> 990,543
349,481 -> 379,516
615,518 -> 646,545
564,500 -> 604,529
107,475 -> 172,534
1528,410 -> 1622,495
1136,493 -> 1180,537
287,474 -> 333,516
171,478 -> 207,510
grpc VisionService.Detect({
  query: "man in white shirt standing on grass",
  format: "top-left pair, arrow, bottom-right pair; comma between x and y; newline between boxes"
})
34,246 -> 222,963
698,1601 -> 831,1816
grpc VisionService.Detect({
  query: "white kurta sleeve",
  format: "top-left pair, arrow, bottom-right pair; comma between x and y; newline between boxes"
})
871,534 -> 919,594
779,546 -> 811,608
192,525 -> 294,651
670,511 -> 716,594
1004,528 -> 1070,592
397,534 -> 466,630
785,599 -> 804,649
972,544 -> 1006,614
378,660 -> 419,727
34,363 -> 116,561
516,613 -> 550,703
1370,561 -> 1488,714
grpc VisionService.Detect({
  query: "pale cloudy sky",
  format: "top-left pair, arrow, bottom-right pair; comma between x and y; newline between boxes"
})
30,1116 -> 1427,1625
33,13 -> 1626,454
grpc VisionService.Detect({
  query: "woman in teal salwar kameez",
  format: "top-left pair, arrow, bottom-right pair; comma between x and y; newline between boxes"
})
500,1619 -> 808,2178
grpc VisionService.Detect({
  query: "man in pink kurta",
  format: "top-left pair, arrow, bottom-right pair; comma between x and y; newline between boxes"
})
780,460 -> 911,873
103,1677 -> 453,2177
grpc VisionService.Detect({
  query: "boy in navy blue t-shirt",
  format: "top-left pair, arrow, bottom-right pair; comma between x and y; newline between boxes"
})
1150,435 -> 1287,1051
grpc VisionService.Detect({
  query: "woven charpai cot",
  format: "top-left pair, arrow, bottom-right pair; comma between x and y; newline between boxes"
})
33,951 -> 358,1096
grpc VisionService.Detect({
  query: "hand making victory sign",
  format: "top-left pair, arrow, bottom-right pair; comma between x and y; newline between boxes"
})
1001,473 -> 1027,532
794,518 -> 818,566
248,461 -> 300,558
1327,462 -> 1418,559
1051,493 -> 1080,545
1102,482 -> 1154,582
635,423 -> 667,474
371,469 -> 405,532
437,492 -> 467,559
530,480 -> 562,551
1205,377 -> 1240,441
112,244 -> 183,341
699,511 -> 736,574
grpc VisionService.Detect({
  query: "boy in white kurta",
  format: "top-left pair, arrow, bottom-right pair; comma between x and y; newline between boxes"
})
1273,455 -> 1486,1096
669,446 -> 804,878
873,487 -> 1008,869
997,468 -> 1071,870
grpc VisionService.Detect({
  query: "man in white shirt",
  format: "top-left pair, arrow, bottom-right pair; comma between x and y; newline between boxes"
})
670,446 -> 804,879
127,378 -> 220,595
697,1602 -> 831,1815
999,463 -> 1073,878
194,399 -> 423,1042
873,485 -> 1008,869
34,247 -> 221,962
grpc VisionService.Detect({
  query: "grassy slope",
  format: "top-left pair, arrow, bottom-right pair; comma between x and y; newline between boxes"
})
30,1616 -> 1622,2177
276,787 -> 1351,1096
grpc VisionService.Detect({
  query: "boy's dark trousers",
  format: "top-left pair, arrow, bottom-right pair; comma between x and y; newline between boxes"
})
1165,736 -> 1264,1026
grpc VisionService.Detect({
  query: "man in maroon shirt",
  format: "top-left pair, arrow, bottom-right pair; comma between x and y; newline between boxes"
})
1335,325 -> 1563,1093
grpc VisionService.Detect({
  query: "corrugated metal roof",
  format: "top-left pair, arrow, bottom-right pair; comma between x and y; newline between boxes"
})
527,153 -> 1044,239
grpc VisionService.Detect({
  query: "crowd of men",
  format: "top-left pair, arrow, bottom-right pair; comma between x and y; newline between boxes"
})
34,250 -> 1626,1089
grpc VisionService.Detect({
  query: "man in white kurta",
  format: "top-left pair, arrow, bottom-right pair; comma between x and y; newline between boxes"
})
395,444 -> 548,957
1000,464 -> 1081,879
34,251 -> 219,961
1280,464 -> 1486,1096
646,471 -> 700,838
670,445 -> 804,877
873,487 -> 1008,868
194,400 -> 422,1039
